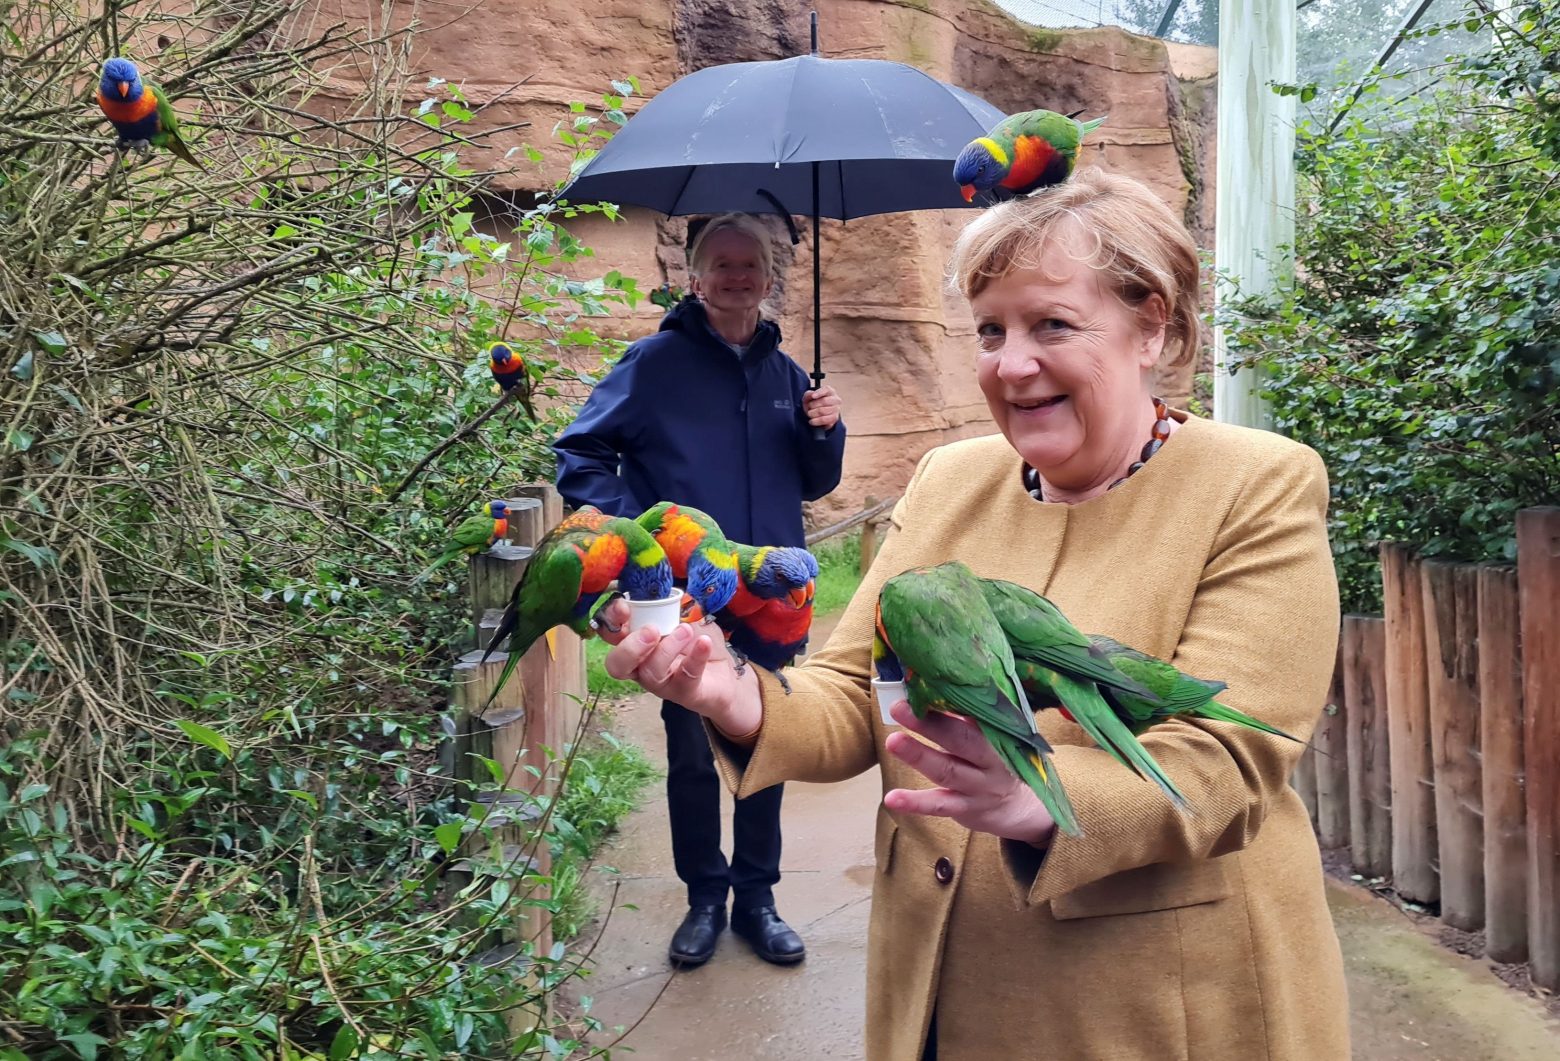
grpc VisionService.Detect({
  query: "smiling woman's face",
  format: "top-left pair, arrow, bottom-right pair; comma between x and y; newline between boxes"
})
691,229 -> 772,316
970,222 -> 1165,493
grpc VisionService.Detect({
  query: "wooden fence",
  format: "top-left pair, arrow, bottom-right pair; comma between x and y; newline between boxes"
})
439,483 -> 587,1033
1291,507 -> 1559,989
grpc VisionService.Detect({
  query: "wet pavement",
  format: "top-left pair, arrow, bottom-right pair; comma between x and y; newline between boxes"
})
567,637 -> 1560,1059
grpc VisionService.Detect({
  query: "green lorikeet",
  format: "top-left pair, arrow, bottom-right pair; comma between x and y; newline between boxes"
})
1087,635 -> 1301,743
634,501 -> 740,618
952,108 -> 1105,202
96,58 -> 205,170
414,499 -> 509,583
976,577 -> 1188,809
481,506 -> 673,707
486,341 -> 536,420
874,561 -> 1081,838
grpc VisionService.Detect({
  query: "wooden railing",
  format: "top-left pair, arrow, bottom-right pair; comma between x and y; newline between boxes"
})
807,494 -> 899,574
1291,507 -> 1560,989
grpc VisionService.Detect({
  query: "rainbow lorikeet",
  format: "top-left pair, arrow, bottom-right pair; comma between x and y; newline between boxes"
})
874,561 -> 1080,837
1084,635 -> 1300,743
634,501 -> 740,618
486,341 -> 536,420
952,108 -> 1105,202
95,58 -> 204,170
481,506 -> 673,707
976,577 -> 1188,810
414,499 -> 508,584
683,543 -> 819,678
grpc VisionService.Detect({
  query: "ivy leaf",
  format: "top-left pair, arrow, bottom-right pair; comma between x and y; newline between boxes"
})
328,1024 -> 359,1060
434,821 -> 464,854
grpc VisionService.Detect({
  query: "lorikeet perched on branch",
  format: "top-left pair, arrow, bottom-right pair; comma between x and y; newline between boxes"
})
486,341 -> 536,420
95,57 -> 204,170
952,108 -> 1104,202
976,577 -> 1189,810
413,499 -> 508,584
634,501 -> 740,619
874,561 -> 1081,838
481,506 -> 673,707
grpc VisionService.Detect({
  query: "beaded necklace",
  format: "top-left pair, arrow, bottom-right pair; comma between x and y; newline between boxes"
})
1022,396 -> 1172,502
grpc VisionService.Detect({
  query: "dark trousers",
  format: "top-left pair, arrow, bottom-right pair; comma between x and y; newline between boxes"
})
661,699 -> 784,909
922,1011 -> 937,1060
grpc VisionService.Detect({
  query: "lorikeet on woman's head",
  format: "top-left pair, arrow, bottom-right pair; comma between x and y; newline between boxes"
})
952,108 -> 1104,202
635,501 -> 740,618
875,561 -> 1080,837
96,57 -> 204,170
481,506 -> 673,707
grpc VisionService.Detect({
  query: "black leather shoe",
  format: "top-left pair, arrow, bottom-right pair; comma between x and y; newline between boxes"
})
731,905 -> 806,965
669,904 -> 726,967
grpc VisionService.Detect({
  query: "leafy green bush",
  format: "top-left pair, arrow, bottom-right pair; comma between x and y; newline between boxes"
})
1223,2 -> 1558,612
0,1 -> 647,1055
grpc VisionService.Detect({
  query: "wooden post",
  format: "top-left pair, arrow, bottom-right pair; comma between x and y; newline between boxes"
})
858,497 -> 881,576
1382,543 -> 1439,903
1343,615 -> 1392,878
1314,636 -> 1350,849
1518,507 -> 1560,989
1478,565 -> 1528,963
1292,744 -> 1319,827
1422,561 -> 1484,931
470,544 -> 532,649
503,496 -> 544,548
1213,0 -> 1295,428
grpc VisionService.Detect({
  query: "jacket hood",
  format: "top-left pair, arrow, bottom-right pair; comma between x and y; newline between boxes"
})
658,297 -> 781,360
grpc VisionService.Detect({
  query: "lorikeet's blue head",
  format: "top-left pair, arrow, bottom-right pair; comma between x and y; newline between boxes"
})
486,500 -> 508,518
488,341 -> 518,369
687,549 -> 739,616
749,547 -> 819,609
620,556 -> 674,602
101,57 -> 144,102
952,137 -> 1008,202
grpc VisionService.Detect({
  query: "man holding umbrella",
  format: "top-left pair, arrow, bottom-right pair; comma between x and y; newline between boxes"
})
554,212 -> 845,968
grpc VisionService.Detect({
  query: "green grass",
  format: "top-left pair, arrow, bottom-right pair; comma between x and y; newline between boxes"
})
584,531 -> 866,696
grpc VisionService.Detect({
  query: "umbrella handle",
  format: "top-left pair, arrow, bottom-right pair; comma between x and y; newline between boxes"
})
809,370 -> 827,441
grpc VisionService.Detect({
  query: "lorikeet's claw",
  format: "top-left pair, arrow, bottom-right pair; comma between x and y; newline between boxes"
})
728,643 -> 750,677
589,591 -> 627,635
774,669 -> 792,695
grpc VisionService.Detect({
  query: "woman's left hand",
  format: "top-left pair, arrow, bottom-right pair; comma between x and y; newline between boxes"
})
881,699 -> 1058,847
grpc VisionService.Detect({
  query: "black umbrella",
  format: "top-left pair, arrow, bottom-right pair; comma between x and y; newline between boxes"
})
560,13 -> 1006,436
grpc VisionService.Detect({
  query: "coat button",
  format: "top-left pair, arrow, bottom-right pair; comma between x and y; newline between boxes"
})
933,857 -> 954,885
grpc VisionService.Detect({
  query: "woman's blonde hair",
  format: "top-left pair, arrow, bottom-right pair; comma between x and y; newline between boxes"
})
948,168 -> 1202,369
689,213 -> 776,280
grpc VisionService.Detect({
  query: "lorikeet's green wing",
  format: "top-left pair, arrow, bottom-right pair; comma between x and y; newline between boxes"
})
145,80 -> 204,170
879,563 -> 1080,836
1090,635 -> 1298,741
979,578 -> 1153,698
1022,661 -> 1188,810
481,531 -> 592,708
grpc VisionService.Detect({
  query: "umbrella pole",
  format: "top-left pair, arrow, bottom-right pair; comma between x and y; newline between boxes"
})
810,161 -> 826,440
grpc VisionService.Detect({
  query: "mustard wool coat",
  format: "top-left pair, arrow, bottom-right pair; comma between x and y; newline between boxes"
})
711,414 -> 1351,1060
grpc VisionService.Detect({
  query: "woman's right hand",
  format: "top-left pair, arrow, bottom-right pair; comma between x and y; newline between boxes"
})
597,598 -> 764,735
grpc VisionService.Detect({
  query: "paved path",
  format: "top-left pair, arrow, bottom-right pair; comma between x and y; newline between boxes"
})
568,642 -> 1560,1059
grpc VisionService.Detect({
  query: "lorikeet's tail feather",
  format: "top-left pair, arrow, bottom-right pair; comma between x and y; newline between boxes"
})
411,553 -> 454,585
1078,115 -> 1107,133
166,135 -> 206,171
986,722 -> 1081,838
483,647 -> 523,712
1051,671 -> 1189,811
1195,700 -> 1301,743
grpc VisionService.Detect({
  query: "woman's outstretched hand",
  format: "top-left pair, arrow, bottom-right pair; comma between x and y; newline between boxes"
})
596,598 -> 764,736
881,699 -> 1058,847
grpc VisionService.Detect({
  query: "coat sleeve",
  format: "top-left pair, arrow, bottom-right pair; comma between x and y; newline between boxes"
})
789,363 -> 846,502
1002,443 -> 1341,906
551,347 -> 645,518
706,447 -> 938,795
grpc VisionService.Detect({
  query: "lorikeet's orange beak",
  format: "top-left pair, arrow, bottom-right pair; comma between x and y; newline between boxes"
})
118,81 -> 130,98
788,583 -> 812,610
960,184 -> 975,203
680,593 -> 704,623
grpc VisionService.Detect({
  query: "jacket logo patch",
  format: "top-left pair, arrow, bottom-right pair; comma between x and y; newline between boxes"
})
772,399 -> 793,410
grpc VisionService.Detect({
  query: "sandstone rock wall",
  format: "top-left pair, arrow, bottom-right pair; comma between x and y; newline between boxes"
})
309,0 -> 1217,525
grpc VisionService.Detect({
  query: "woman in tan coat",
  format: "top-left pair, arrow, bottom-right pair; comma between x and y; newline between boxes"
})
595,168 -> 1351,1060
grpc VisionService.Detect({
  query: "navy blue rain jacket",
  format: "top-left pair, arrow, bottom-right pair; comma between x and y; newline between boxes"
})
553,299 -> 846,548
